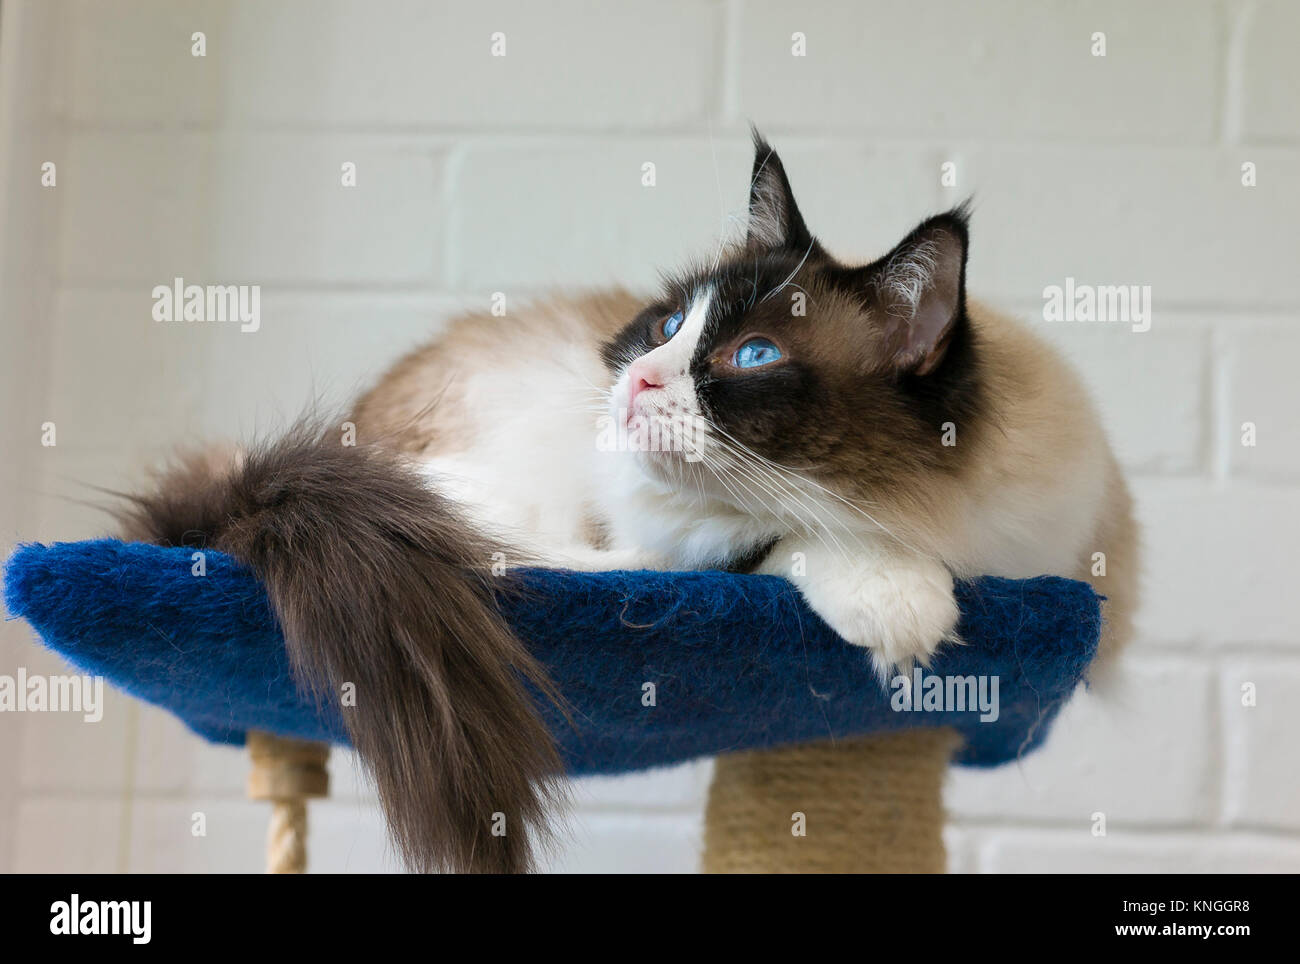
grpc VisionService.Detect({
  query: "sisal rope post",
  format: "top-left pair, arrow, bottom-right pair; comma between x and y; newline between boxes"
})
246,731 -> 330,874
702,728 -> 959,873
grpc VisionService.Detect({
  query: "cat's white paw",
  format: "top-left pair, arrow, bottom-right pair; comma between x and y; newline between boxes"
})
803,561 -> 960,681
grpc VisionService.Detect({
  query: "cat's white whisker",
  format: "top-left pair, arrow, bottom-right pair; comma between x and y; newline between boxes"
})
760,237 -> 816,304
702,420 -> 924,556
708,437 -> 858,564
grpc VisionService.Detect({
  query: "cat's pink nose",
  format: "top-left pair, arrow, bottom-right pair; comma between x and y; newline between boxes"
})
627,362 -> 665,410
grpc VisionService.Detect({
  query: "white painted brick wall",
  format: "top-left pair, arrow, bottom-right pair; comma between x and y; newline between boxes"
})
2,0 -> 1297,873
1042,320 -> 1211,475
1133,481 -> 1300,648
1220,661 -> 1300,831
944,658 -> 1218,827
1227,326 -> 1300,481
1233,0 -> 1300,142
58,133 -> 447,285
735,1 -> 1221,142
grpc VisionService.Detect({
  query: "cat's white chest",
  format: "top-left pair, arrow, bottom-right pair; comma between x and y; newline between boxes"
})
593,455 -> 776,569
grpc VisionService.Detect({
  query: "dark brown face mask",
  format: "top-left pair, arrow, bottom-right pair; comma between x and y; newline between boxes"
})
604,134 -> 982,491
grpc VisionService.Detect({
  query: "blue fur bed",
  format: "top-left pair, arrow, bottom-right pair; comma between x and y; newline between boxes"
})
3,539 -> 1100,771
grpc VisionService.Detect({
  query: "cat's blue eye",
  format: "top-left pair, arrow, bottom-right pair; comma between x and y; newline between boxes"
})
733,337 -> 782,369
662,310 -> 685,339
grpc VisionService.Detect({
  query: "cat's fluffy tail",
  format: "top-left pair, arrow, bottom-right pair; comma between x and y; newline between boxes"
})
118,422 -> 564,873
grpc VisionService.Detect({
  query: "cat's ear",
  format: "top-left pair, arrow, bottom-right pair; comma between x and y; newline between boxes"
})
745,132 -> 814,253
862,208 -> 970,376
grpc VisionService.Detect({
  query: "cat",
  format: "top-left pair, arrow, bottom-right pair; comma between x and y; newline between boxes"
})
121,134 -> 1137,874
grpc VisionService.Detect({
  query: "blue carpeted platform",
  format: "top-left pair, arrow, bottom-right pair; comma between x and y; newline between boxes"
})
3,539 -> 1101,772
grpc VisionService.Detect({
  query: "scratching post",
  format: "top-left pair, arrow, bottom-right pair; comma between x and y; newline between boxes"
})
246,731 -> 330,874
702,729 -> 959,873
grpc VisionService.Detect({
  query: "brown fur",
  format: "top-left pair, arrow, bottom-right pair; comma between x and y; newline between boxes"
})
354,290 -> 639,454
119,423 -> 565,873
963,303 -> 1140,664
1079,454 -> 1139,665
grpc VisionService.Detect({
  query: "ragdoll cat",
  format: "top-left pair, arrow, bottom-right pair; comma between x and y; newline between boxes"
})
122,136 -> 1137,874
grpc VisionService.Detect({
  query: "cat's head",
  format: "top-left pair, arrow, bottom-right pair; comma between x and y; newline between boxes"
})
602,134 -> 983,507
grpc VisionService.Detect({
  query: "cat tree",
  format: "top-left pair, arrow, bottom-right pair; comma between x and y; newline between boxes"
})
4,539 -> 1100,873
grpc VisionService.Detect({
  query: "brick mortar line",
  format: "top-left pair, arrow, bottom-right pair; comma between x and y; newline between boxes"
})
41,282 -> 1300,314
41,119 -> 1300,150
947,817 -> 1300,837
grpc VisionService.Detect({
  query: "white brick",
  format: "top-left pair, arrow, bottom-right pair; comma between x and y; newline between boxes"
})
449,139 -> 750,291
542,811 -> 703,873
0,586 -> 42,872
59,0 -> 718,130
127,797 -> 402,872
47,290 -> 210,458
324,749 -> 376,801
749,143 -> 947,265
570,760 -> 713,812
448,139 -> 943,291
308,800 -> 404,872
1132,481 -> 1300,647
0,662 -> 20,873
133,704 -> 373,800
13,797 -> 124,873
943,825 -> 976,874
27,452 -> 150,546
1221,660 -> 1300,831
953,147 -> 1300,307
55,0 -> 225,125
945,658 -> 1215,825
979,829 -> 1300,873
1234,0 -> 1300,142
1228,325 -> 1300,481
191,292 -> 463,440
736,0 -> 1218,142
58,133 -> 444,284
0,792 -> 12,876
17,646 -> 135,793
41,290 -> 461,489
56,134 -> 210,283
127,799 -> 266,873
1038,320 -> 1208,475
0,708 -> 17,877
132,706 -> 257,796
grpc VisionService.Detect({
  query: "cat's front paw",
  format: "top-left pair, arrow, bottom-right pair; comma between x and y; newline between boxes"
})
804,562 -> 960,681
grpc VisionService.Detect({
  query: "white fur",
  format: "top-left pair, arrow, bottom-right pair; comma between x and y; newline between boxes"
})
417,339 -> 609,560
611,286 -> 713,424
766,535 -> 959,680
746,155 -> 790,249
593,285 -> 791,569
881,238 -> 939,318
